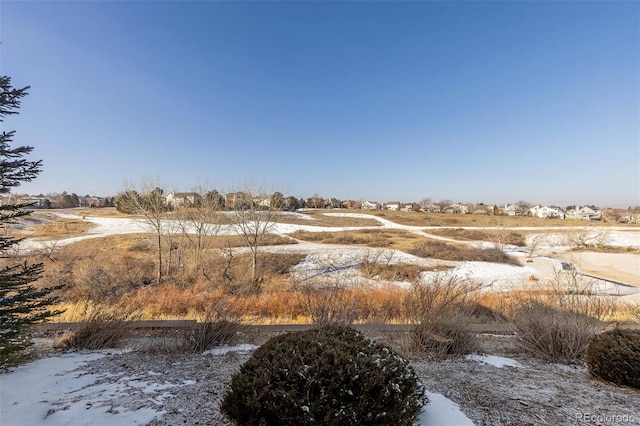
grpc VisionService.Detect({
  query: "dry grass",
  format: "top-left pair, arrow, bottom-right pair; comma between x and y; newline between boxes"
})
52,281 -> 412,324
427,228 -> 526,246
73,207 -> 130,218
571,246 -> 640,254
20,217 -> 96,240
366,211 -> 599,227
402,275 -> 486,359
54,303 -> 139,350
408,240 -> 520,265
503,274 -> 618,364
290,229 -> 417,248
273,210 -> 382,227
34,233 -> 303,306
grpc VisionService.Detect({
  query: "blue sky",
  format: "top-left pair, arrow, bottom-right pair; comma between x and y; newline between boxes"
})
1,1 -> 638,207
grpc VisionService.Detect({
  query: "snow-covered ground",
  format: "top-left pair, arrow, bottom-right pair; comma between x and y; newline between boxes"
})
17,211 -> 640,297
3,211 -> 640,425
3,338 -> 639,426
0,345 -> 474,426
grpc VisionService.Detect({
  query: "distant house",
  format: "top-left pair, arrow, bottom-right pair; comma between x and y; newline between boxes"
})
342,199 -> 357,209
254,196 -> 272,209
422,203 -> 441,213
402,203 -> 420,212
566,206 -> 602,221
361,200 -> 380,210
473,204 -> 494,215
166,192 -> 201,208
79,196 -> 102,208
444,203 -> 469,214
529,205 -> 565,219
384,202 -> 402,211
503,204 -> 526,216
619,212 -> 640,224
225,192 -> 251,209
29,195 -> 49,208
305,196 -> 325,209
325,198 -> 342,209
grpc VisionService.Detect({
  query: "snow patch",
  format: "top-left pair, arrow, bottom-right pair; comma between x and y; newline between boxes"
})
465,354 -> 524,368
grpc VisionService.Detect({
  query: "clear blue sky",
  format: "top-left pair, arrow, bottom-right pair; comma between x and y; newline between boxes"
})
1,1 -> 638,207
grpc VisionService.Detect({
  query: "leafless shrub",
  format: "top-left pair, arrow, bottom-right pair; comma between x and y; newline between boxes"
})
173,320 -> 241,353
526,233 -> 547,258
403,274 -> 484,359
622,299 -> 640,323
510,272 -> 616,364
292,275 -> 361,326
54,304 -> 138,350
567,227 -> 610,250
147,300 -> 242,354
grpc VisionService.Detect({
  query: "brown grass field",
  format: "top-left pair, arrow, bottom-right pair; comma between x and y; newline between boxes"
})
19,215 -> 96,240
426,228 -> 527,246
362,209 -> 625,228
17,207 -> 638,326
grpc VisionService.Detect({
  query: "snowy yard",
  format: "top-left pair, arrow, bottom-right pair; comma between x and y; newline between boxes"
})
3,210 -> 639,425
2,335 -> 639,425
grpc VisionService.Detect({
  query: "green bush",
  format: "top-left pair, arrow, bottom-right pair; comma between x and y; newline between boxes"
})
221,326 -> 427,425
586,328 -> 640,389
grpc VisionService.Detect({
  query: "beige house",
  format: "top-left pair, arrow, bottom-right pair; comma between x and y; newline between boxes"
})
165,192 -> 201,208
361,200 -> 380,210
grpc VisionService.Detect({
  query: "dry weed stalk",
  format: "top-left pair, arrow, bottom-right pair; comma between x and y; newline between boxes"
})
293,276 -> 361,326
403,274 -> 485,359
54,302 -> 139,350
510,271 -> 617,364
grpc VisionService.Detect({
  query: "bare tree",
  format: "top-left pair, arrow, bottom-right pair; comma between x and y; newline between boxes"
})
115,178 -> 167,285
175,184 -> 224,278
566,227 -> 609,250
225,182 -> 281,284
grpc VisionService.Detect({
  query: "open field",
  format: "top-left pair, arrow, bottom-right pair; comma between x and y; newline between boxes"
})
362,209 -> 629,228
13,208 -> 639,324
16,213 -> 97,240
5,208 -> 640,426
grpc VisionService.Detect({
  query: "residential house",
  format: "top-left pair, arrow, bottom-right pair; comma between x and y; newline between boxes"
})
566,206 -> 602,221
80,196 -> 102,208
384,202 -> 402,211
165,192 -> 201,208
402,203 -> 421,212
361,200 -> 380,210
254,196 -> 272,209
342,199 -> 357,209
529,205 -> 565,219
503,204 -> 526,216
472,204 -> 495,215
325,198 -> 342,209
421,203 -> 441,213
225,192 -> 251,209
305,196 -> 325,209
444,203 -> 469,214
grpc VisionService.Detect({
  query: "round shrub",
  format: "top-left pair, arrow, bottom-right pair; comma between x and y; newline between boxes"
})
221,326 -> 427,425
586,328 -> 640,389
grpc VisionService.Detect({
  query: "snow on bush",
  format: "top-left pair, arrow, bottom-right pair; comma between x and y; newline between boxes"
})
221,325 -> 427,425
586,328 -> 640,389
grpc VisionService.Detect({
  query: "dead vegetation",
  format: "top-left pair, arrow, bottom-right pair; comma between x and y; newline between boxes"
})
365,210 -> 600,227
18,210 -> 635,355
403,275 -> 487,359
408,240 -> 520,266
290,228 -> 416,248
427,228 -> 526,246
19,217 -> 96,240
